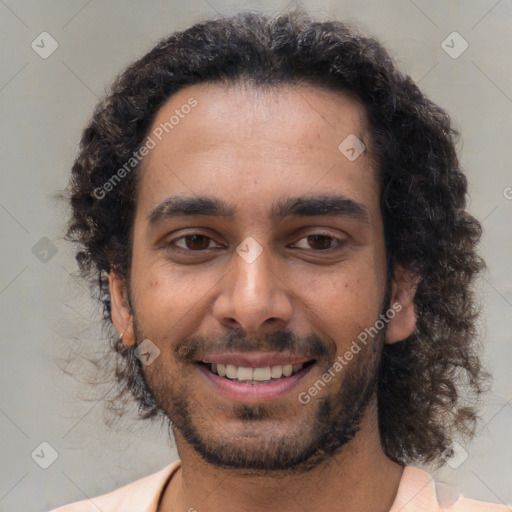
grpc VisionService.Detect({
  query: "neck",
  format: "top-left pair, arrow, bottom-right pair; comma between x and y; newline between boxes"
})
159,399 -> 403,512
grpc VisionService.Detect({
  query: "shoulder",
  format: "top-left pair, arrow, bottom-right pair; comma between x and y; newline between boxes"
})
391,465 -> 509,512
49,460 -> 181,512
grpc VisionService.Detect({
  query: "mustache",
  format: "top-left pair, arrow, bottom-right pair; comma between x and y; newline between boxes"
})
175,329 -> 335,364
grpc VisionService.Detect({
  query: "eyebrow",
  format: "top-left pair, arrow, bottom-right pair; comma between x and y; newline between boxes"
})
148,194 -> 370,225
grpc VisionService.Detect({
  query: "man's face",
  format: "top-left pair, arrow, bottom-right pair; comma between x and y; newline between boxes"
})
121,83 -> 391,473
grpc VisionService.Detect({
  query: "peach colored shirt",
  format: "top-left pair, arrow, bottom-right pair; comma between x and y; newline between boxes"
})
50,460 -> 508,512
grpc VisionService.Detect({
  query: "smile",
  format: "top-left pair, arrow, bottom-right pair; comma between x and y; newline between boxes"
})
196,356 -> 316,401
203,361 -> 314,383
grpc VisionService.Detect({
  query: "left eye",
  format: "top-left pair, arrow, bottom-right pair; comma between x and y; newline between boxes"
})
292,234 -> 345,251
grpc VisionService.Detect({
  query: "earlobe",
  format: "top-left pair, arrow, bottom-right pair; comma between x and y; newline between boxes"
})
119,327 -> 135,347
108,272 -> 135,347
385,265 -> 419,345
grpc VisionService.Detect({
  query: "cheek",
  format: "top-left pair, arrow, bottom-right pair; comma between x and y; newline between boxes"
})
299,261 -> 385,339
131,257 -> 218,330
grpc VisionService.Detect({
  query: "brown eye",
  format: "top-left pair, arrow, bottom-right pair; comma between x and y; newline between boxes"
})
174,234 -> 214,251
293,233 -> 345,251
306,235 -> 334,250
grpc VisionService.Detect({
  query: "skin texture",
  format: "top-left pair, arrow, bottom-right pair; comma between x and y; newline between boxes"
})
109,83 -> 417,512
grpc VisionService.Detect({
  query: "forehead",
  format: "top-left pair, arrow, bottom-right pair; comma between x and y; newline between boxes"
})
136,82 -> 377,221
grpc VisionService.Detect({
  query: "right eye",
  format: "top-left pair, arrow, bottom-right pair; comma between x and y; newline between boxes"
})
167,234 -> 223,253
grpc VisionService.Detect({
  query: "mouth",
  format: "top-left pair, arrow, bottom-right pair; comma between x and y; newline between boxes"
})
195,354 -> 317,401
200,360 -> 316,384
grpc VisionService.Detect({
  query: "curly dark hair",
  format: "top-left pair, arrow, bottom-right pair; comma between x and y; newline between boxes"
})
65,10 -> 488,467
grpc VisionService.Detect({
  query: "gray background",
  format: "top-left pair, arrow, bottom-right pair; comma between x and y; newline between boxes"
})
0,0 -> 511,511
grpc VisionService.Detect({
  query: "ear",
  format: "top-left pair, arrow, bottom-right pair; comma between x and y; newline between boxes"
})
108,272 -> 135,347
385,265 -> 419,345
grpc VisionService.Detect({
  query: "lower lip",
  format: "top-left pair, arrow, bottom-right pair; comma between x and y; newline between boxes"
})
197,363 -> 315,402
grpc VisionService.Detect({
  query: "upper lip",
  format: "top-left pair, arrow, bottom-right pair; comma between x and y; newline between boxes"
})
199,351 -> 313,367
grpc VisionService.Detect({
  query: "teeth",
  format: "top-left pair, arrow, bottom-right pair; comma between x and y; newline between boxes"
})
225,364 -> 237,379
217,363 -> 226,377
207,362 -> 305,381
271,365 -> 283,378
282,364 -> 293,377
237,367 -> 253,380
253,367 -> 271,381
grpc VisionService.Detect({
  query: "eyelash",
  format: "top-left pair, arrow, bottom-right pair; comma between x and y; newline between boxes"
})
166,232 -> 347,254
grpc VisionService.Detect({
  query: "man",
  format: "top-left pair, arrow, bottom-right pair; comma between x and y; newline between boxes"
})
52,10 -> 507,512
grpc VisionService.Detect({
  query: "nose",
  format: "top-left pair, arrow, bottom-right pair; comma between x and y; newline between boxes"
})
212,242 -> 293,334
